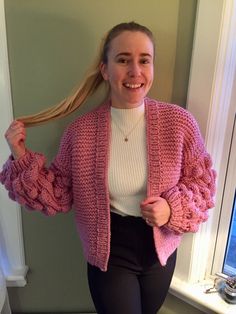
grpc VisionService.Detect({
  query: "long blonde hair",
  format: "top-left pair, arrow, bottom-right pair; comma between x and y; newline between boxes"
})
18,22 -> 154,127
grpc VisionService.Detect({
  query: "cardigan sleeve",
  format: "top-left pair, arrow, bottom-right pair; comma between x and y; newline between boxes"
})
0,127 -> 73,216
161,113 -> 216,234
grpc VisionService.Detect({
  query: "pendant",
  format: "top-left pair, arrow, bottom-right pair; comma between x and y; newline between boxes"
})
124,137 -> 128,142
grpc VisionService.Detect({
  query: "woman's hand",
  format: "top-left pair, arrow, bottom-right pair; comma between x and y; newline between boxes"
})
140,196 -> 171,227
5,120 -> 26,160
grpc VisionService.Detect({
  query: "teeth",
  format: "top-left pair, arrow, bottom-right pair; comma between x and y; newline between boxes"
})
124,83 -> 142,89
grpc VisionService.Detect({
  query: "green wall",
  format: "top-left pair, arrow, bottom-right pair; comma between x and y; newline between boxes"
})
4,0 -> 199,312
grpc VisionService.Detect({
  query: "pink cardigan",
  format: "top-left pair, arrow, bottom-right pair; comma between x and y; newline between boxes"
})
0,98 -> 216,271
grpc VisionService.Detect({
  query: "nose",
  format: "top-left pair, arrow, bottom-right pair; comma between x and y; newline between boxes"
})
128,61 -> 141,77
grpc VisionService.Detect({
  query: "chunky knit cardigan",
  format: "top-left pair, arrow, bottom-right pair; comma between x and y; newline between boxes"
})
0,98 -> 216,271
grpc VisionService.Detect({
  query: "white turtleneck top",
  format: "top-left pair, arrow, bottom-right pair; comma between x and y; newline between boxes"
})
109,102 -> 147,217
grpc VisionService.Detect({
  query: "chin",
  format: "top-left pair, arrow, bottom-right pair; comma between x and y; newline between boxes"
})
128,96 -> 145,105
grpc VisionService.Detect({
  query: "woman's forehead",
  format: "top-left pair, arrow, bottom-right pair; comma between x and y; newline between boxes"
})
108,31 -> 154,56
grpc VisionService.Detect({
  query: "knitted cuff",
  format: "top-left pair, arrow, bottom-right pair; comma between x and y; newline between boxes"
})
163,187 -> 200,234
6,150 -> 45,174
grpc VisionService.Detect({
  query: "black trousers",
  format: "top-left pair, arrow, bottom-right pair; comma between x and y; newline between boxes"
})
87,212 -> 176,314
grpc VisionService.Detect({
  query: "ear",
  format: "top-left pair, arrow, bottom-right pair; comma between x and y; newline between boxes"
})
100,62 -> 109,81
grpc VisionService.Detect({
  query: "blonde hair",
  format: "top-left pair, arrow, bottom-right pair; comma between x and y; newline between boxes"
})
18,22 -> 154,127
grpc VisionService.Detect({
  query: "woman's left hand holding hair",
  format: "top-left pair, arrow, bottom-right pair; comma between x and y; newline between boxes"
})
140,196 -> 171,227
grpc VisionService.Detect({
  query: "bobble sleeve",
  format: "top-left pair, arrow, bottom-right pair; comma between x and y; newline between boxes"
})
0,128 -> 73,216
162,113 -> 216,234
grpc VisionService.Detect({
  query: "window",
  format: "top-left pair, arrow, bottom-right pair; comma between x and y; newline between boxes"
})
173,0 -> 236,285
170,1 -> 236,313
223,190 -> 236,276
213,115 -> 236,278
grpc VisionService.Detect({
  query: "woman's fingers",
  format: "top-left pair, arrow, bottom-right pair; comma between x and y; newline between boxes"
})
5,120 -> 27,159
5,120 -> 26,145
140,197 -> 171,227
140,196 -> 161,206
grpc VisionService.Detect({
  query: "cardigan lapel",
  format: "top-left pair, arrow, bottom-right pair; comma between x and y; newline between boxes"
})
94,102 -> 111,267
145,98 -> 161,198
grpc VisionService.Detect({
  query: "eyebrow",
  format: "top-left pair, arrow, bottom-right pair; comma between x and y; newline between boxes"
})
115,52 -> 153,58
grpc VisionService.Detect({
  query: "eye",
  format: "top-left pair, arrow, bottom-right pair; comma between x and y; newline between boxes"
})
140,58 -> 151,64
117,58 -> 129,64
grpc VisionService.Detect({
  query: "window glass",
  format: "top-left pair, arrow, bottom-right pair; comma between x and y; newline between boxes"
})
223,190 -> 236,276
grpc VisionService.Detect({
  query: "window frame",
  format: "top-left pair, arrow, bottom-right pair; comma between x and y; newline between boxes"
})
172,0 -> 236,283
186,0 -> 236,282
170,0 -> 236,313
0,0 -> 28,287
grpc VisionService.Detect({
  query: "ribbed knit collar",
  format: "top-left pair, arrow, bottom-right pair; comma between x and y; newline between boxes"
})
110,101 -> 145,129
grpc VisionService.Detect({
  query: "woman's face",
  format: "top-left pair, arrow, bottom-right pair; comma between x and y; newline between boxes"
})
100,31 -> 154,108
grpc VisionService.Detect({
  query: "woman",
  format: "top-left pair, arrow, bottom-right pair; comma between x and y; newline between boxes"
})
0,22 -> 216,314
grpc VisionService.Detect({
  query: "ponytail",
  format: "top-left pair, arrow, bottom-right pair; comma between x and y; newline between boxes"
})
18,64 -> 104,127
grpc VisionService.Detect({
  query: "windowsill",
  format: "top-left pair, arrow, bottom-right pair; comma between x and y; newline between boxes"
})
6,274 -> 27,287
170,276 -> 236,314
4,265 -> 28,287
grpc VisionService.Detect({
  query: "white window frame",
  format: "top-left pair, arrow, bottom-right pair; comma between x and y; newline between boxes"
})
176,0 -> 236,282
170,0 -> 236,313
0,0 -> 28,287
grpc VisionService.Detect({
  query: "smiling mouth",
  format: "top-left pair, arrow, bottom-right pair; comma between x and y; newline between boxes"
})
123,83 -> 144,89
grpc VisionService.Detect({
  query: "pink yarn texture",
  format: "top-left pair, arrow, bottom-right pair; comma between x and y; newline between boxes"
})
0,98 -> 216,271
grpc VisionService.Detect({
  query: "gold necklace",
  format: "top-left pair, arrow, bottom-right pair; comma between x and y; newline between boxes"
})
112,115 -> 144,142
